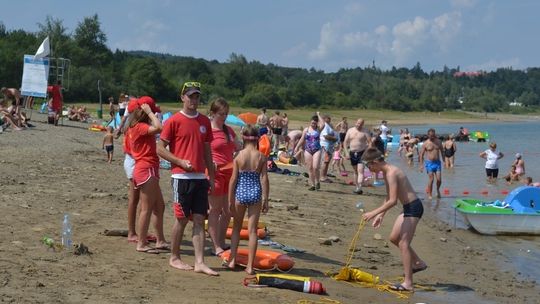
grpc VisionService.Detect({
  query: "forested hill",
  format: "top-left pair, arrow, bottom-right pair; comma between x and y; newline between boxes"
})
1,15 -> 540,113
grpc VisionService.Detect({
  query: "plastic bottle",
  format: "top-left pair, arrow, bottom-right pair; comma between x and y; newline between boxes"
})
62,214 -> 72,248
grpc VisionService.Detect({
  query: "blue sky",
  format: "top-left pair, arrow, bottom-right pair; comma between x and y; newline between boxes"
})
2,0 -> 539,72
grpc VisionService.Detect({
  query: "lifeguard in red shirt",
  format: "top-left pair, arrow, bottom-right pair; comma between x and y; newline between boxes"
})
47,80 -> 63,125
158,81 -> 218,276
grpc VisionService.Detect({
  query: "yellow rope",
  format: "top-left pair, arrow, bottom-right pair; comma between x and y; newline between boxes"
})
343,218 -> 366,268
326,215 -> 416,299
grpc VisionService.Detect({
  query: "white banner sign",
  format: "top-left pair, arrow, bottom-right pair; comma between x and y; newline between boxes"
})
21,54 -> 49,98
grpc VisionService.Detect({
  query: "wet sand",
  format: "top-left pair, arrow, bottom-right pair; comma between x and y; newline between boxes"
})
0,112 -> 538,303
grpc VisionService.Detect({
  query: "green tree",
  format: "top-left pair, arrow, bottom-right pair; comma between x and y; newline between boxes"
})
73,14 -> 111,66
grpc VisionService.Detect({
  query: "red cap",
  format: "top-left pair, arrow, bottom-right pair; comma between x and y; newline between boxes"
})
127,96 -> 161,113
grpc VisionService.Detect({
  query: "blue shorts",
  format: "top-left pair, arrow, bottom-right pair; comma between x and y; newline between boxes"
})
424,159 -> 442,173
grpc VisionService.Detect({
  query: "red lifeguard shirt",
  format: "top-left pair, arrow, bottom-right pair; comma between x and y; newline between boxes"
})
160,111 -> 213,174
211,126 -> 236,165
128,123 -> 159,168
123,128 -> 131,155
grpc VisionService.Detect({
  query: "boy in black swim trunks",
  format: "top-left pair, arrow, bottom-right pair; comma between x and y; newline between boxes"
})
361,147 -> 427,292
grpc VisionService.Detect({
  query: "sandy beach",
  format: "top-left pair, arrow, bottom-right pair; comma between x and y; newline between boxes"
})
1,112 -> 538,304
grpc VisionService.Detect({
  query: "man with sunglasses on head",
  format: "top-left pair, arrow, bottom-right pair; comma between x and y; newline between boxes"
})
158,81 -> 218,276
344,118 -> 371,194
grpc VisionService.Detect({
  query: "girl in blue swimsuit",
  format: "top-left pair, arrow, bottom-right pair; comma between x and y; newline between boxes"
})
226,125 -> 270,275
294,114 -> 324,191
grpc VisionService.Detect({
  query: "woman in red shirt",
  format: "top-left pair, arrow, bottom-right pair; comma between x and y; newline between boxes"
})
128,97 -> 169,253
207,98 -> 240,257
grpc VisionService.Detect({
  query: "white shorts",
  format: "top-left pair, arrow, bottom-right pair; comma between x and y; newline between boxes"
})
124,154 -> 135,179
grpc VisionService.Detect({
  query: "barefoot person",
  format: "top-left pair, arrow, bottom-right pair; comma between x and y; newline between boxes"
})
361,147 -> 427,293
344,118 -> 371,194
227,125 -> 269,275
207,98 -> 240,257
335,117 -> 348,149
102,126 -> 114,164
127,97 -> 168,253
418,128 -> 443,199
157,81 -> 218,276
295,115 -> 324,190
319,112 -> 337,183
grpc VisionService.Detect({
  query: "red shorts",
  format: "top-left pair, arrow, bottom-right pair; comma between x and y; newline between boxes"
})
132,165 -> 159,187
211,165 -> 233,196
51,101 -> 62,113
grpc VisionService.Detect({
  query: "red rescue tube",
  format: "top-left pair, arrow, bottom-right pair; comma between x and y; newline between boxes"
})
221,248 -> 294,272
226,227 -> 267,240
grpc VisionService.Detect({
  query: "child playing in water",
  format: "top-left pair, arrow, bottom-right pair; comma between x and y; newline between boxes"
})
361,147 -> 427,293
331,143 -> 347,176
504,165 -> 520,184
227,125 -> 270,275
102,126 -> 114,164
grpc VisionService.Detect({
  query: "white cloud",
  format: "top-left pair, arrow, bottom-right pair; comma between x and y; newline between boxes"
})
308,22 -> 338,60
391,16 -> 430,63
431,12 -> 462,50
465,58 -> 521,71
284,42 -> 307,57
307,10 -> 463,66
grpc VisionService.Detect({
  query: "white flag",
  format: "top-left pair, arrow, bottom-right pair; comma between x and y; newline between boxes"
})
34,36 -> 50,60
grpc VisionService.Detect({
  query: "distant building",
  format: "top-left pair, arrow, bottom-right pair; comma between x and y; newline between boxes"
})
453,71 -> 484,78
509,101 -> 523,107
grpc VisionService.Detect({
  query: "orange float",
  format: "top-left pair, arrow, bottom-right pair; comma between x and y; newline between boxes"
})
221,248 -> 294,272
258,134 -> 271,157
226,227 -> 267,240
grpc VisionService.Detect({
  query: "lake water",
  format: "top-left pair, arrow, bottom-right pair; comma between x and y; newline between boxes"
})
387,120 -> 540,283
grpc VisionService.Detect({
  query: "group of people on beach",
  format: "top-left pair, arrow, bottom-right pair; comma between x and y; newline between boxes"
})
113,82 -> 269,276
101,81 -> 425,291
0,86 -> 32,131
263,113 -> 426,292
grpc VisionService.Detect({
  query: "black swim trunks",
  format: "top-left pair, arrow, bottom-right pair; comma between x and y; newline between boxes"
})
349,150 -> 365,167
339,132 -> 346,143
403,199 -> 424,218
272,128 -> 282,135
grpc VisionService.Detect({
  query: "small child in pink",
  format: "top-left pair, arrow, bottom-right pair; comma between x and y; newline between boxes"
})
331,143 -> 347,176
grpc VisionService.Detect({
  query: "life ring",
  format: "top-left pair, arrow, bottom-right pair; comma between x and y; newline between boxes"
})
226,227 -> 267,240
221,248 -> 294,272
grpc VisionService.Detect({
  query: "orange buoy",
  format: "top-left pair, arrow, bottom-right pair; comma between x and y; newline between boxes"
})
443,188 -> 450,195
462,190 -> 470,195
226,228 -> 267,240
480,189 -> 489,195
221,248 -> 294,272
258,134 -> 271,157
501,190 -> 509,195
